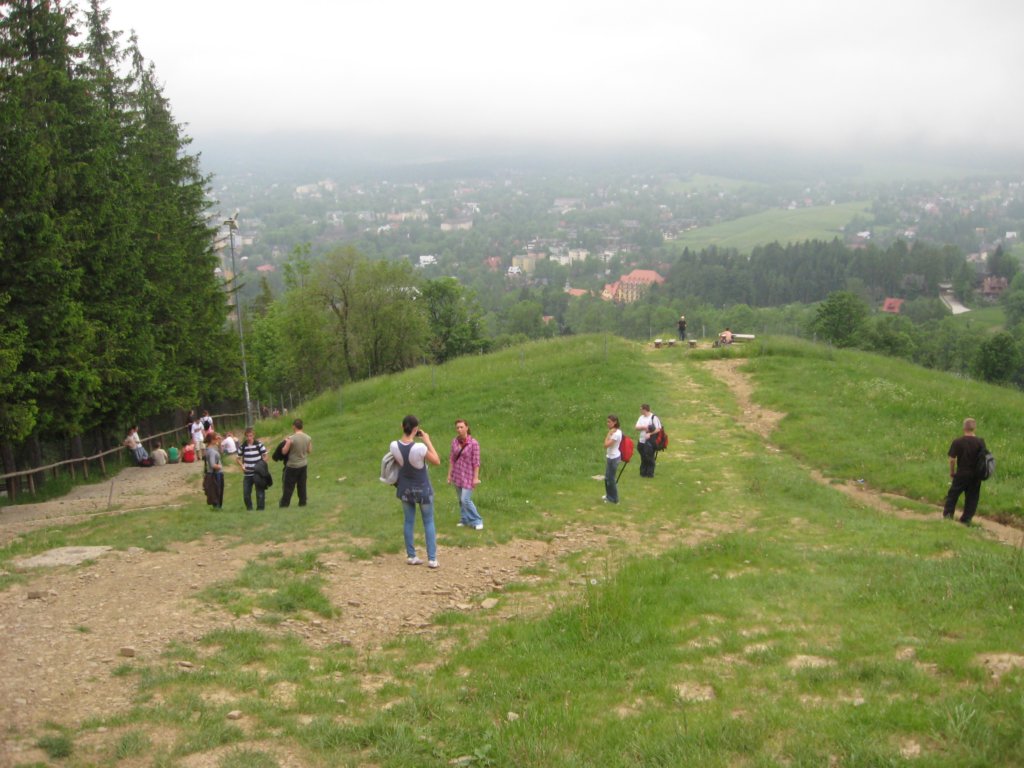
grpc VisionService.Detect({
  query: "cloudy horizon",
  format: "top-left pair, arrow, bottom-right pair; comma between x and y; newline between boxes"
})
108,0 -> 1024,159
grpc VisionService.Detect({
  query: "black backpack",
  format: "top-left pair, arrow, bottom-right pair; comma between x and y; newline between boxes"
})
976,440 -> 995,481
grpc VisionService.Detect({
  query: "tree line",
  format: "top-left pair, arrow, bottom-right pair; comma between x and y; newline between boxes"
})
1,0 -> 235,481
243,246 -> 489,403
4,2 -> 1019,491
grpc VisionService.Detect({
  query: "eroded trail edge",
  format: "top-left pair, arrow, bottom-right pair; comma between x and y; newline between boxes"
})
703,357 -> 1024,549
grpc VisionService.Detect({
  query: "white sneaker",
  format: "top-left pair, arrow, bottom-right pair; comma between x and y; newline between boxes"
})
407,556 -> 423,566
428,559 -> 439,569
474,523 -> 484,530
456,522 -> 465,527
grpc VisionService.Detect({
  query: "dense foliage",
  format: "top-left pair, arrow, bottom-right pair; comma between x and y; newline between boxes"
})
0,1 -> 234,469
244,246 -> 489,402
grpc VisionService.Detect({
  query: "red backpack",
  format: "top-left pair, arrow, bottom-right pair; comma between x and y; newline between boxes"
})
619,434 -> 634,463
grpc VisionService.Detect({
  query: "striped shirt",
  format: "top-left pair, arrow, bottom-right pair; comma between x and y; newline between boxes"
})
238,440 -> 267,475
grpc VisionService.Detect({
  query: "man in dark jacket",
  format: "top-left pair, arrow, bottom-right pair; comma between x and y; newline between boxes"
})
943,417 -> 985,525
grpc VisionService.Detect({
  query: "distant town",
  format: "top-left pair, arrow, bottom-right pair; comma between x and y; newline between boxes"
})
212,165 -> 1023,311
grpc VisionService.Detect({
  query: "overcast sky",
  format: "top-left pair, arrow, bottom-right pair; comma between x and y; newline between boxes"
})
106,0 -> 1024,155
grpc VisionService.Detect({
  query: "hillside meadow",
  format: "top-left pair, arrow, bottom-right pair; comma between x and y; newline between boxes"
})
671,202 -> 870,253
2,335 -> 1023,767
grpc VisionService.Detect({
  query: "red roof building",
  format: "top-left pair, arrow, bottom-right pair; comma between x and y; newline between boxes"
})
602,269 -> 665,303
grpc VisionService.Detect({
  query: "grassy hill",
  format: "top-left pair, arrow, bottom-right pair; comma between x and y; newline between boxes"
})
671,201 -> 870,253
3,336 -> 1023,766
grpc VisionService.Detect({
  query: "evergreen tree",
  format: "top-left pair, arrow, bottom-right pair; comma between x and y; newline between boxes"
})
120,35 -> 234,412
0,0 -> 100,447
1,1 -> 234,475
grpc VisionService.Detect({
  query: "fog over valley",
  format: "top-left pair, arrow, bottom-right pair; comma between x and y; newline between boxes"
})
107,0 -> 1024,174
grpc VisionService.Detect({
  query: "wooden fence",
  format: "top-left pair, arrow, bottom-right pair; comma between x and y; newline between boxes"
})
0,411 -> 246,500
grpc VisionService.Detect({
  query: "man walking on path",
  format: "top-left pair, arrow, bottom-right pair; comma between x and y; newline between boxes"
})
280,418 -> 312,507
677,315 -> 687,341
943,417 -> 985,525
447,419 -> 483,529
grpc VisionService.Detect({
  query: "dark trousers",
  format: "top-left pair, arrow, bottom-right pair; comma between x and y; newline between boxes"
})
204,472 -> 224,508
943,475 -> 981,523
243,474 -> 265,510
638,440 -> 656,477
280,465 -> 308,507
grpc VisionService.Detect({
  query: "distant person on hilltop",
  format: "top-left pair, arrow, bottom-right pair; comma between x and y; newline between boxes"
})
447,418 -> 483,530
677,315 -> 687,341
943,417 -> 986,525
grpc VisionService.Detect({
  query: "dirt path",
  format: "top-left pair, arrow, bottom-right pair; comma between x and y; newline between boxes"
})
0,462 -> 204,544
4,357 -> 1020,764
703,358 -> 1024,548
1,457 -> 745,763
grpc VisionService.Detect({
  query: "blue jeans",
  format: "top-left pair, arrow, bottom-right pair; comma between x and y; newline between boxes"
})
456,486 -> 482,527
604,457 -> 620,503
403,498 -> 437,560
242,474 -> 265,510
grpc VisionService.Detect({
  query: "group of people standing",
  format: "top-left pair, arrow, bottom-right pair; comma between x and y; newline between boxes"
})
133,403 -> 991,571
387,416 -> 484,569
602,404 -> 665,504
202,418 -> 313,511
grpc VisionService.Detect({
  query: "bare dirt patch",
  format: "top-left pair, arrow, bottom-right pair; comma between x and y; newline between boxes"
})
0,462 -> 203,544
1,458 -> 750,762
975,652 -> 1024,681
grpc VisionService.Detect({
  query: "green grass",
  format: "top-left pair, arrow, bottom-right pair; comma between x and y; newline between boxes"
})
35,731 -> 74,759
950,303 -> 1007,331
737,336 -> 1024,519
671,201 -> 870,253
4,334 -> 1024,766
201,549 -> 336,618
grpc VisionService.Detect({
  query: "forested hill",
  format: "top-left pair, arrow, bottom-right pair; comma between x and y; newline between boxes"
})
1,2 -> 237,466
